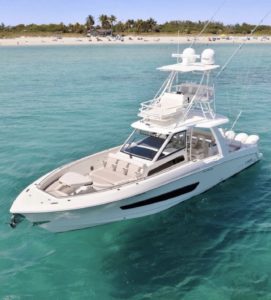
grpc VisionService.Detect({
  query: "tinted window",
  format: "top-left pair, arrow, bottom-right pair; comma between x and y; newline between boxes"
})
148,155 -> 185,176
121,130 -> 167,160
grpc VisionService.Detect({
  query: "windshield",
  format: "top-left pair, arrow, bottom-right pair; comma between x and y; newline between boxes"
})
121,130 -> 167,160
159,131 -> 186,159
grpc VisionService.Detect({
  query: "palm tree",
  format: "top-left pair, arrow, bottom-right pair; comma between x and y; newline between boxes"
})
126,19 -> 135,31
135,19 -> 144,33
86,15 -> 95,29
109,15 -> 117,34
74,22 -> 84,33
99,14 -> 110,29
114,21 -> 125,33
146,18 -> 157,32
109,15 -> 117,26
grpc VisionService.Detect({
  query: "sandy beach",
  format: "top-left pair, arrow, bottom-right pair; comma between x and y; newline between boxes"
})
0,35 -> 270,46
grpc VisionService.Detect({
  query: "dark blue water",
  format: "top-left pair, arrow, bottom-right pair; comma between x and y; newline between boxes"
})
0,44 -> 270,299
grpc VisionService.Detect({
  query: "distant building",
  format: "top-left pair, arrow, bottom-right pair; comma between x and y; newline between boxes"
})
87,29 -> 112,37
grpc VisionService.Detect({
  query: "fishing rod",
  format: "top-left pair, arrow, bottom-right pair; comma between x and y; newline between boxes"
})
190,0 -> 227,48
216,10 -> 271,129
216,10 -> 271,79
230,110 -> 243,131
175,0 -> 227,58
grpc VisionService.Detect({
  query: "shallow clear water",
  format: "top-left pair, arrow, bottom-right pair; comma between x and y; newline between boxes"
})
0,44 -> 270,299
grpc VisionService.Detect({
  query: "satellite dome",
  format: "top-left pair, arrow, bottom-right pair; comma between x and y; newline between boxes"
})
201,49 -> 215,65
183,47 -> 196,56
181,48 -> 198,65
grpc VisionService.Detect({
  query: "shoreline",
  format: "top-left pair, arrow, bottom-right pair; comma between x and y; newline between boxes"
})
0,35 -> 270,46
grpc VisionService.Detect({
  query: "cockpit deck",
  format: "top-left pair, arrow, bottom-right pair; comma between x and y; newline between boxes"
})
38,127 -> 227,199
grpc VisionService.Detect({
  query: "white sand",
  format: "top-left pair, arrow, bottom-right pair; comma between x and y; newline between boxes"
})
0,35 -> 270,46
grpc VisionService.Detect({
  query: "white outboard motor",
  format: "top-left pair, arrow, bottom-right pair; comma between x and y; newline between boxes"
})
235,133 -> 248,144
244,135 -> 259,145
225,130 -> 235,140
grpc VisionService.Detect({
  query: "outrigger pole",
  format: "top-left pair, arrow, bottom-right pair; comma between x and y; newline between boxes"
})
190,0 -> 227,48
216,10 -> 271,79
215,10 -> 271,131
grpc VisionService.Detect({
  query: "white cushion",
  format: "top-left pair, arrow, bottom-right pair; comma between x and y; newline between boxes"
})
59,172 -> 91,187
159,92 -> 184,109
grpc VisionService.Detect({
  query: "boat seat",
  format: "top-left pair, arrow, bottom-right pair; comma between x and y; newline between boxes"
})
92,161 -> 144,190
192,147 -> 205,159
192,136 -> 207,159
179,84 -> 214,102
127,164 -> 144,178
58,171 -> 92,187
92,168 -> 127,182
191,136 -> 199,147
140,93 -> 184,120
116,160 -> 129,175
91,167 -> 128,190
103,155 -> 118,171
159,92 -> 184,108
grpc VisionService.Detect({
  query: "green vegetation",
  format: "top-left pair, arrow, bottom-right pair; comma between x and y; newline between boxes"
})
1,15 -> 271,38
86,15 -> 95,29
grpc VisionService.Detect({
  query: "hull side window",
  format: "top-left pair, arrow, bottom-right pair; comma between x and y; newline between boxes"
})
121,182 -> 199,210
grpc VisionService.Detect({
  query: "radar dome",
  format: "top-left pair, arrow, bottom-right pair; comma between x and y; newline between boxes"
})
201,49 -> 215,65
181,48 -> 197,65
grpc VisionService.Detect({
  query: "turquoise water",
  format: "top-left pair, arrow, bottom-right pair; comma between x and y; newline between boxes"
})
0,44 -> 270,299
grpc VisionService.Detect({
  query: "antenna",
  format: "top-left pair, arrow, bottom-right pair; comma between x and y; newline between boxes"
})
190,0 -> 227,48
216,10 -> 271,79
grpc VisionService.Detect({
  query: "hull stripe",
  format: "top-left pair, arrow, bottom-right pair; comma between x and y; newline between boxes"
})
120,182 -> 199,210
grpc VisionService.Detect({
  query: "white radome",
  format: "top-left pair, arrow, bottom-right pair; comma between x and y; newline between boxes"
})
201,48 -> 215,65
181,47 -> 198,65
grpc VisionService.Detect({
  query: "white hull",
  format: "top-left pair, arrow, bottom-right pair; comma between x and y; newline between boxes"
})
20,148 -> 260,232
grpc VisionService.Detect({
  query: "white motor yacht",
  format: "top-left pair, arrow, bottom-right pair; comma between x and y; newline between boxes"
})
10,48 -> 262,232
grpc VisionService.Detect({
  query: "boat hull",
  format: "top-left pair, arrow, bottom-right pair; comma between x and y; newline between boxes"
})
18,149 -> 261,232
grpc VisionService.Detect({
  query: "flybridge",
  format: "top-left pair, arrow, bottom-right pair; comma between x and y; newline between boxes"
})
138,47 -> 220,126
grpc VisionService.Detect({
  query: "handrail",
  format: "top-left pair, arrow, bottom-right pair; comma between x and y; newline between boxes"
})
183,80 -> 204,118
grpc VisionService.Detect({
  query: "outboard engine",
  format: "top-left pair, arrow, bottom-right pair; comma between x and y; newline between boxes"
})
10,214 -> 24,228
